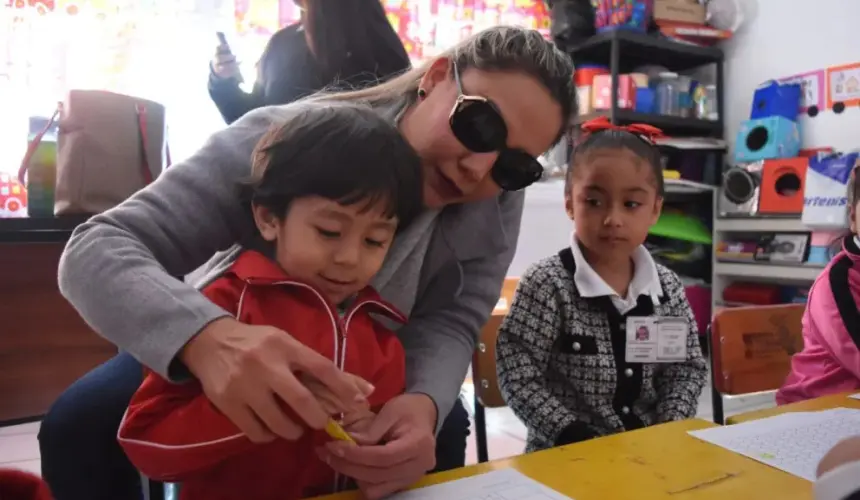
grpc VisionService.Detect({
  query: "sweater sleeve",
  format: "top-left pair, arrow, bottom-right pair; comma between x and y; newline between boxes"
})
400,192 -> 524,434
654,274 -> 708,423
496,263 -> 595,445
207,70 -> 262,125
808,271 -> 860,381
117,277 -> 254,482
57,103 -> 317,381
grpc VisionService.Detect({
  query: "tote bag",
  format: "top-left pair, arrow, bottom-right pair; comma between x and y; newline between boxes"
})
19,90 -> 170,215
801,152 -> 859,228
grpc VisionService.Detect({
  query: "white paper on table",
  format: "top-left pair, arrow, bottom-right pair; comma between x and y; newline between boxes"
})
387,469 -> 574,500
689,408 -> 860,481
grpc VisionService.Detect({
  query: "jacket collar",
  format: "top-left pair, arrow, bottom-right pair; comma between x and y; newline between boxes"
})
843,234 -> 860,258
229,251 -> 406,323
558,246 -> 669,306
568,231 -> 663,308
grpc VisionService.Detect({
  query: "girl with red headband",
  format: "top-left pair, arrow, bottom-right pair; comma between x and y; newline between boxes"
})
495,117 -> 707,452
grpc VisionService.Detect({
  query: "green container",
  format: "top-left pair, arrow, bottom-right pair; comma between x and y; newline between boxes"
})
649,212 -> 712,245
26,140 -> 57,217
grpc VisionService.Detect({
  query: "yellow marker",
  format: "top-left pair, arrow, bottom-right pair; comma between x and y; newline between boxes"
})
325,419 -> 356,444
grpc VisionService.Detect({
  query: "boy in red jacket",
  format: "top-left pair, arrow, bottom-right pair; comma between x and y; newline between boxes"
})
117,104 -> 424,500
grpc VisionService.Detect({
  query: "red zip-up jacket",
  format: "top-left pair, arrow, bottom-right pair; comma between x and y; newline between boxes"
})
117,250 -> 406,500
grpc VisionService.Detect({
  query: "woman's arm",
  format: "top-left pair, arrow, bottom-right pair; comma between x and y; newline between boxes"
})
654,274 -> 708,422
208,71 -> 262,125
398,192 -> 523,431
496,262 -> 596,445
58,103 -> 313,380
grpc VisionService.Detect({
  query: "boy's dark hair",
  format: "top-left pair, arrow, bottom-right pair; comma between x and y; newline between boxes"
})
564,130 -> 664,197
247,104 -> 423,227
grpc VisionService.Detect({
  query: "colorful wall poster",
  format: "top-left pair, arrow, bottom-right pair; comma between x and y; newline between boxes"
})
826,62 -> 860,109
229,0 -> 551,64
779,69 -> 825,114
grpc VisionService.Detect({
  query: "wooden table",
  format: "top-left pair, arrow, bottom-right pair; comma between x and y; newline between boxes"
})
727,392 -> 860,425
314,419 -> 810,499
0,216 -> 115,425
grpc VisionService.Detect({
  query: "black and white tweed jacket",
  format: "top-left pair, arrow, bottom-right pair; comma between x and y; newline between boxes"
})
496,248 -> 707,453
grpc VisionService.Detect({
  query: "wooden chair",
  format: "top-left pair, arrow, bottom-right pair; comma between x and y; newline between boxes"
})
472,277 -> 519,463
708,304 -> 805,424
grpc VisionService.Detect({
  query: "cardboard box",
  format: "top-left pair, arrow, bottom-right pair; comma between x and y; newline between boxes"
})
654,0 -> 706,25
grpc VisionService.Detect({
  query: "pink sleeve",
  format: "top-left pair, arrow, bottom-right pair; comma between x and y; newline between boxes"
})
808,277 -> 860,380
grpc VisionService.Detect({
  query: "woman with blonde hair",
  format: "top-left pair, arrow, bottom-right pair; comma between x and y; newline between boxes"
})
40,26 -> 575,500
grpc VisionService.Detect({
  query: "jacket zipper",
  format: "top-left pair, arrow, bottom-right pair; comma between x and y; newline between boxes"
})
246,280 -> 401,494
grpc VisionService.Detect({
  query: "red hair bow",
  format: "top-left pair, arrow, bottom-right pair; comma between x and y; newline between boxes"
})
580,116 -> 665,143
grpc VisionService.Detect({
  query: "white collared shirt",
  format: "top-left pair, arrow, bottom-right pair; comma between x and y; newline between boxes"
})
815,461 -> 860,500
569,231 -> 663,314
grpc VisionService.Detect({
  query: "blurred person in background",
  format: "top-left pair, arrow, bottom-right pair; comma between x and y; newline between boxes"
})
209,0 -> 411,124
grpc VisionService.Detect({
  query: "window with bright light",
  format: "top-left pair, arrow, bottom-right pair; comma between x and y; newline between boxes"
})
0,0 -> 549,177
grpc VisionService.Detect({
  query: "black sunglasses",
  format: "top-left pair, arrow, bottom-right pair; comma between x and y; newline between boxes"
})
447,62 -> 544,191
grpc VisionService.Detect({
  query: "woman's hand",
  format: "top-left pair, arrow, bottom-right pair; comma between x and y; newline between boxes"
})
320,393 -> 439,499
211,44 -> 240,80
302,372 -> 371,416
180,317 -> 375,443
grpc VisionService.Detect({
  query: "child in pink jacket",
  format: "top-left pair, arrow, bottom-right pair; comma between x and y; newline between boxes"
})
777,171 -> 860,404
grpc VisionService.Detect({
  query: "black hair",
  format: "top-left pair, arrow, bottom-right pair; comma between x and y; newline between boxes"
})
829,165 -> 860,256
564,129 -> 664,196
246,103 -> 423,228
303,0 -> 411,85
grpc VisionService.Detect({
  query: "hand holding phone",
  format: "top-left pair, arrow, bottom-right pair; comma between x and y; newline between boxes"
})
212,31 -> 242,81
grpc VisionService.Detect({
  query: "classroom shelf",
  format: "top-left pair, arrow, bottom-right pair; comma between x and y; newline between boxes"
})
715,217 -> 812,233
714,261 -> 825,281
573,110 -> 723,136
665,179 -> 715,195
569,29 -> 724,72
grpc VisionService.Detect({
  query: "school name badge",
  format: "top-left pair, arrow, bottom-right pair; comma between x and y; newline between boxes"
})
625,317 -> 688,363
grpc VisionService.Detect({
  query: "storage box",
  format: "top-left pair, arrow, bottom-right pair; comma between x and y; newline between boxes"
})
653,0 -> 705,25
574,65 -> 609,115
592,74 -> 636,110
734,116 -> 801,163
759,157 -> 808,214
750,80 -> 802,122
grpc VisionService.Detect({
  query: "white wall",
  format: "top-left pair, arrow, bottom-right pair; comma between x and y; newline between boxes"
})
508,179 -> 571,277
722,0 -> 860,154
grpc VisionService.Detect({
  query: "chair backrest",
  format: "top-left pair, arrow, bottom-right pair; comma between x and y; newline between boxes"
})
472,277 -> 519,408
711,304 -> 805,395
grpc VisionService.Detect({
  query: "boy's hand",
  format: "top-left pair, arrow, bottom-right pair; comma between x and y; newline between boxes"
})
342,409 -> 377,443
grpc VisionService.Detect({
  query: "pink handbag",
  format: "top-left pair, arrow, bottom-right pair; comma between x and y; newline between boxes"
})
19,89 -> 170,215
